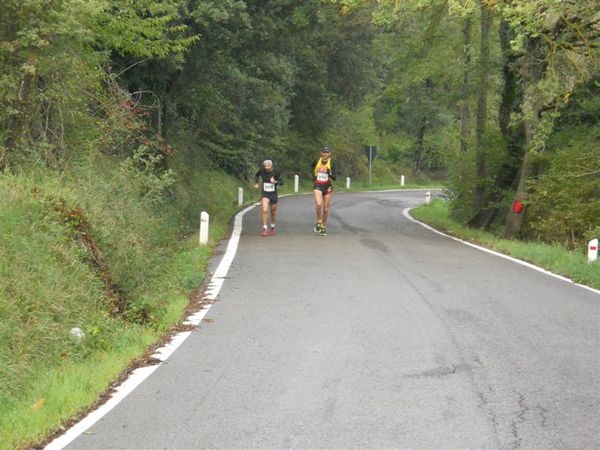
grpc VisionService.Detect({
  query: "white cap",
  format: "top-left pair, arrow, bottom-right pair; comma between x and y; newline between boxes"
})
263,159 -> 273,166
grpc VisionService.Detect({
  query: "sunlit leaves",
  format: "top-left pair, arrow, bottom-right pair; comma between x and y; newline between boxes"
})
93,0 -> 198,58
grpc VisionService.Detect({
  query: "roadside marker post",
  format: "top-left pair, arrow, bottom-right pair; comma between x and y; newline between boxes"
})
425,191 -> 431,205
401,175 -> 405,186
199,211 -> 209,246
589,239 -> 598,263
238,187 -> 243,206
346,177 -> 351,189
294,174 -> 299,193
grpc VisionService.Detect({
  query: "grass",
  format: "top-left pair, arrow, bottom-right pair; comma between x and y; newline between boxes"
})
0,233 -> 222,450
0,157 -> 241,449
411,199 -> 600,290
1,328 -> 156,450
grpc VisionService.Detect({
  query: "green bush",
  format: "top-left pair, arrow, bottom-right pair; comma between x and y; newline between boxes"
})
527,125 -> 600,249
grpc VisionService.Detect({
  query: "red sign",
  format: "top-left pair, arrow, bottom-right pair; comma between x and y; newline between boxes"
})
512,201 -> 523,214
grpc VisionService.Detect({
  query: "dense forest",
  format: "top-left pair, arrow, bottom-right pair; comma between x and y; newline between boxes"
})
2,0 -> 599,242
0,1 -> 599,446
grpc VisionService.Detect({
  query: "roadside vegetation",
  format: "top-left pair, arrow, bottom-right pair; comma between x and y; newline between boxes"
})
412,200 -> 600,290
0,160 -> 242,449
1,1 -> 598,448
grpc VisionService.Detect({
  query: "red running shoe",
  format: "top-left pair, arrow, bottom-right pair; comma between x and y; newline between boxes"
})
261,228 -> 268,237
269,227 -> 276,236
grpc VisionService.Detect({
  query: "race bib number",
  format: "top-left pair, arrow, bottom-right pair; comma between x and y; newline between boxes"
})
316,172 -> 329,183
263,182 -> 275,192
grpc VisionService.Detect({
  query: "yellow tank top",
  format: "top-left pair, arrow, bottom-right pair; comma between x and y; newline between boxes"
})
314,159 -> 332,184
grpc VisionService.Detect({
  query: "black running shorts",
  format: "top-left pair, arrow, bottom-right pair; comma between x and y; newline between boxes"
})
313,184 -> 333,196
261,193 -> 278,204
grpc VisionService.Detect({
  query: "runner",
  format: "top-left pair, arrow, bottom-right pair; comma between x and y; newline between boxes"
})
311,145 -> 338,236
254,159 -> 283,236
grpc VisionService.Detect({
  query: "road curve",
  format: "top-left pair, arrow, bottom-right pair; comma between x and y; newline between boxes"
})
66,190 -> 599,449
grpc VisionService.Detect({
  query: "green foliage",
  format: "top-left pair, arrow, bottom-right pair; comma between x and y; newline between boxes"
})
0,0 -> 195,167
527,125 -> 600,248
120,145 -> 176,205
93,0 -> 197,58
370,1 -> 466,175
447,128 -> 509,223
116,0 -> 381,177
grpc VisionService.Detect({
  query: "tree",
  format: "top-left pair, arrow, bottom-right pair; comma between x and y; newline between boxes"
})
499,0 -> 600,238
370,1 -> 462,175
473,0 -> 493,210
0,0 -> 195,169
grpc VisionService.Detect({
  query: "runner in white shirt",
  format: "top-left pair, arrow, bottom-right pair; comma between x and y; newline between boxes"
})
254,160 -> 283,236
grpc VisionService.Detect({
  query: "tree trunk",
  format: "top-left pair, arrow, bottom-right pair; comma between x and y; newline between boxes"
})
467,20 -> 525,229
5,72 -> 36,152
504,122 -> 533,238
413,117 -> 427,175
474,1 -> 492,211
504,38 -> 545,239
460,16 -> 472,155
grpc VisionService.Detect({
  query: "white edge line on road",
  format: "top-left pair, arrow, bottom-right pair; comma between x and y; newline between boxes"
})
44,202 -> 259,450
403,207 -> 600,297
355,188 -> 442,193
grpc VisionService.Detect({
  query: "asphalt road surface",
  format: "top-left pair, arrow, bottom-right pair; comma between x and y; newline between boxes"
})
66,190 -> 599,449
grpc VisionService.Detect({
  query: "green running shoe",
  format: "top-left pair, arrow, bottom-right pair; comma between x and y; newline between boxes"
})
314,222 -> 321,233
319,227 -> 327,236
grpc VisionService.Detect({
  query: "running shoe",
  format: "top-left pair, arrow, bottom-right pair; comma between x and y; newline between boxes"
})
269,227 -> 276,236
314,222 -> 321,233
261,228 -> 268,237
319,227 -> 327,236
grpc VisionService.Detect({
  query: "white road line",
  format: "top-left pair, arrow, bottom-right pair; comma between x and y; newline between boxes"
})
45,202 -> 259,450
356,188 -> 442,193
403,207 -> 600,297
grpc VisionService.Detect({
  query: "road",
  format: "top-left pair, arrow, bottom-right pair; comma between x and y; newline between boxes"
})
65,190 -> 599,449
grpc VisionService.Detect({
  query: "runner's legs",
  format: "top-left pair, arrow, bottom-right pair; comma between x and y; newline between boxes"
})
322,190 -> 332,227
313,189 -> 324,223
270,202 -> 277,225
260,197 -> 270,227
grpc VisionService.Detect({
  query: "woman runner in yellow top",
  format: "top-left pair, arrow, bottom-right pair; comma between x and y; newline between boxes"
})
311,145 -> 338,236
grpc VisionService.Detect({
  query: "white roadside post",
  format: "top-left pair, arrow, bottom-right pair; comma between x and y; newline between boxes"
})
346,177 -> 351,189
588,239 -> 598,263
294,174 -> 299,193
199,211 -> 209,246
425,191 -> 431,205
238,187 -> 244,206
401,175 -> 405,187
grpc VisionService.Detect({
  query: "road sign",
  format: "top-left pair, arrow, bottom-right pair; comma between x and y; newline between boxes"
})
365,145 -> 377,185
364,145 -> 377,162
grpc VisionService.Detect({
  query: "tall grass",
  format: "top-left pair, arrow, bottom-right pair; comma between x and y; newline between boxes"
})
412,199 -> 600,289
0,153 -> 241,449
